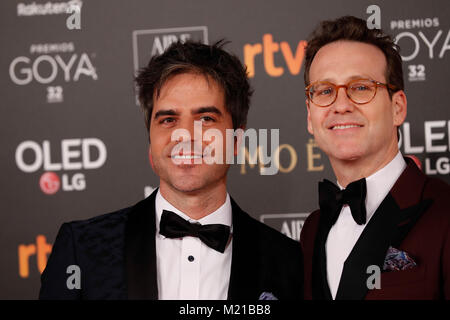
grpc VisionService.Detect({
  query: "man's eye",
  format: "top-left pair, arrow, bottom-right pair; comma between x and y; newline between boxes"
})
315,87 -> 333,96
160,117 -> 175,124
200,116 -> 215,122
352,85 -> 370,91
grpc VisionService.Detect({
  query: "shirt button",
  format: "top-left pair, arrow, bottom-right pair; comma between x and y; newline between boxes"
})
188,255 -> 195,262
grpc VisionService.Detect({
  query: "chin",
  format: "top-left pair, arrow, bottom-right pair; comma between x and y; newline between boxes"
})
169,176 -> 208,193
328,147 -> 365,162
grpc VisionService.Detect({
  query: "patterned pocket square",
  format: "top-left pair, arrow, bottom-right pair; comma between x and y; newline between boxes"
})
258,292 -> 278,300
383,246 -> 417,271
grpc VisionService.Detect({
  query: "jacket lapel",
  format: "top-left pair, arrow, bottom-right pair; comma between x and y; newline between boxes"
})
125,189 -> 159,299
335,193 -> 399,299
312,209 -> 333,300
335,158 -> 432,300
227,197 -> 260,300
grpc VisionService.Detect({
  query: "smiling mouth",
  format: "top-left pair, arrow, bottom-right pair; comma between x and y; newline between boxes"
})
171,154 -> 203,160
330,124 -> 363,130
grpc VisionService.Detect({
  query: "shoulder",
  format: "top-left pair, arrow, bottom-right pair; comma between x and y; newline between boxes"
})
422,176 -> 450,221
60,206 -> 132,244
303,209 -> 320,226
299,209 -> 320,252
423,176 -> 450,203
236,208 -> 301,254
229,195 -> 301,253
68,206 -> 130,230
52,206 -> 134,267
301,210 -> 320,238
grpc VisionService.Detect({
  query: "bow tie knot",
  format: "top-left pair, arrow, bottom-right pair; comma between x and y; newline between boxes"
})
319,178 -> 367,226
335,191 -> 345,205
159,210 -> 230,253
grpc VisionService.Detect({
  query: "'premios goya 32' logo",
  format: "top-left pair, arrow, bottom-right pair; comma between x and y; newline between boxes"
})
390,16 -> 450,82
9,42 -> 98,103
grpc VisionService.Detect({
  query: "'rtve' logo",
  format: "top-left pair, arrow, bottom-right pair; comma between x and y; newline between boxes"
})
18,234 -> 52,278
244,34 -> 307,78
15,138 -> 107,194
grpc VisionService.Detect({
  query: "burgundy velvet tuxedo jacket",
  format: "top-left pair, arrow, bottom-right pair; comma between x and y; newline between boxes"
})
300,158 -> 450,300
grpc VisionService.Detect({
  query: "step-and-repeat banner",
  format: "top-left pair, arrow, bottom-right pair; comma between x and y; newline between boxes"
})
1,0 -> 449,299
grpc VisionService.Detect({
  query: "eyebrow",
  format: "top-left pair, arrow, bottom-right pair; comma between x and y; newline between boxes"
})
153,106 -> 223,121
319,75 -> 371,83
192,106 -> 222,116
153,109 -> 179,120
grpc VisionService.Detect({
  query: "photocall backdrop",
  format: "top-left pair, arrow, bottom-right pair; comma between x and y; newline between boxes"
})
1,0 -> 449,299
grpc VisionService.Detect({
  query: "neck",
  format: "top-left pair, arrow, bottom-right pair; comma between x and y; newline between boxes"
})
159,181 -> 228,220
330,147 -> 400,188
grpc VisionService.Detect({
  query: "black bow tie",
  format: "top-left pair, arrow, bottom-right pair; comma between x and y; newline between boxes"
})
159,210 -> 230,253
318,178 -> 367,226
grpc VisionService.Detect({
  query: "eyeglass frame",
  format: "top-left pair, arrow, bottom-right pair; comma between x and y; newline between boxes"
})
305,78 -> 397,107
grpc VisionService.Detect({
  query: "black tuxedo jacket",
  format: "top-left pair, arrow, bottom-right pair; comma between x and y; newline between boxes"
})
301,158 -> 450,299
39,190 -> 303,300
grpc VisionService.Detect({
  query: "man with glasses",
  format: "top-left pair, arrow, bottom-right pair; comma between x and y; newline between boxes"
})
300,16 -> 450,299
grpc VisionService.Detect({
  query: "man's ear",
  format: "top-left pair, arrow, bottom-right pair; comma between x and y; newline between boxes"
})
392,90 -> 407,127
306,99 -> 314,135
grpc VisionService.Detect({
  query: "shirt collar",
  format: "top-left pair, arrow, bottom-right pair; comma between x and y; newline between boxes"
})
155,189 -> 232,234
337,151 -> 407,221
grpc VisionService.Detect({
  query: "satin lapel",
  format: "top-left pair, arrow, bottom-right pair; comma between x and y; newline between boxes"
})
227,198 -> 260,300
125,189 -> 158,299
389,157 -> 433,249
312,210 -> 334,300
335,194 -> 399,300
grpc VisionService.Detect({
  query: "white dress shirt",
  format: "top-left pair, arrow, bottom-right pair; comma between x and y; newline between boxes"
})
325,152 -> 407,299
155,189 -> 233,300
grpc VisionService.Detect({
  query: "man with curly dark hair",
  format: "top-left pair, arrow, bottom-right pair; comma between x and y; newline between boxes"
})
39,40 -> 303,300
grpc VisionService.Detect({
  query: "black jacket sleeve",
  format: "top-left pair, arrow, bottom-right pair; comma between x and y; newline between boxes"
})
39,223 -> 81,300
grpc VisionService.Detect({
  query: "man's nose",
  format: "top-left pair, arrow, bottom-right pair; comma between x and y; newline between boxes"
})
189,119 -> 204,141
331,87 -> 355,113
175,119 -> 202,143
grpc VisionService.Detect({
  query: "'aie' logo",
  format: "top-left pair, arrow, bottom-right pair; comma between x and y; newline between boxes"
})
132,26 -> 208,104
260,213 -> 310,241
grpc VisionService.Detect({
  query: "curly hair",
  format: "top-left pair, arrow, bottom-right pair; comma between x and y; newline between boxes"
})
135,39 -> 253,132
